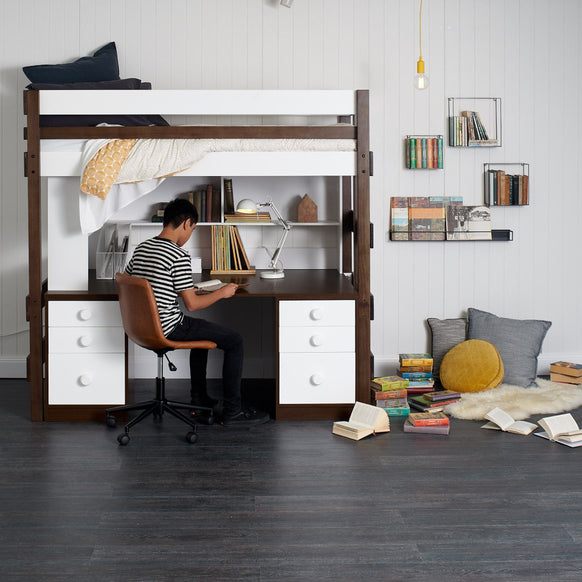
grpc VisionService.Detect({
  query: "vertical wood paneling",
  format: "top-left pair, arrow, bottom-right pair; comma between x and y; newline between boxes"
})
2,0 -> 582,377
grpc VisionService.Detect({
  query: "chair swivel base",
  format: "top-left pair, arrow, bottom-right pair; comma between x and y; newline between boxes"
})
106,379 -> 214,445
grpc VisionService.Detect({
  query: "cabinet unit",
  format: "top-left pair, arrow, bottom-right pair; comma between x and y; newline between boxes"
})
46,298 -> 126,420
278,300 -> 355,405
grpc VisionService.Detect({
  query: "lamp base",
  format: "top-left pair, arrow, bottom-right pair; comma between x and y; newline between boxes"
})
260,270 -> 285,279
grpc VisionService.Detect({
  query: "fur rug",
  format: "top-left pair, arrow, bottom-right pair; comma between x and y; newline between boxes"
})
445,378 -> 582,421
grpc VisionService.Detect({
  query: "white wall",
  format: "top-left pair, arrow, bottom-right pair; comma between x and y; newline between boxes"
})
0,0 -> 580,378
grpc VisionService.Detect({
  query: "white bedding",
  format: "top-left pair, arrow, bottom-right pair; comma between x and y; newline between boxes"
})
46,135 -> 357,234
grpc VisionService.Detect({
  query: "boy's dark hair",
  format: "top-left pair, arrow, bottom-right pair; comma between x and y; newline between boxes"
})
163,198 -> 198,228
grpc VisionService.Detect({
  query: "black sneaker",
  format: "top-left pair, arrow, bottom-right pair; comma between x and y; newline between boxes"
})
190,394 -> 219,409
222,407 -> 270,426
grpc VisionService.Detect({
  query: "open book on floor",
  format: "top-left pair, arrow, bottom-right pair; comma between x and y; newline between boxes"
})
534,413 -> 582,447
481,407 -> 538,435
332,402 -> 390,441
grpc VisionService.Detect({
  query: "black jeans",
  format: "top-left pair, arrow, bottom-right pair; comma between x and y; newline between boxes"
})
167,316 -> 243,417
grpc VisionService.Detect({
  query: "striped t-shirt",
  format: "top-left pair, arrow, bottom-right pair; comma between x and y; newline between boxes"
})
125,237 -> 194,336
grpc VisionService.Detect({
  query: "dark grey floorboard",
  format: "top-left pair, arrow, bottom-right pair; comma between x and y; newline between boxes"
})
2,378 -> 582,581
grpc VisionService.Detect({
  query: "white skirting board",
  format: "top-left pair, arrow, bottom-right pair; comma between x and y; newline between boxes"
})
0,358 -> 27,378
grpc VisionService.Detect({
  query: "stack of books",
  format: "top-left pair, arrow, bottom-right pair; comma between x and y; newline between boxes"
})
550,361 -> 582,385
398,353 -> 435,394
404,411 -> 450,435
408,389 -> 461,412
370,376 -> 410,417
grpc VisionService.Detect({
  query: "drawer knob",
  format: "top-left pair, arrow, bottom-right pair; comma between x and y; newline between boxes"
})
79,374 -> 93,386
310,374 -> 324,386
79,335 -> 93,347
309,308 -> 323,321
78,309 -> 92,321
310,334 -> 323,347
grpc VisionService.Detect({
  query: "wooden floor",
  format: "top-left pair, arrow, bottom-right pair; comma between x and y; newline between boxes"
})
3,378 -> 582,582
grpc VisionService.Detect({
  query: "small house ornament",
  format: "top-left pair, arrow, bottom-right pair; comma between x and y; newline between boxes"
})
297,194 -> 317,222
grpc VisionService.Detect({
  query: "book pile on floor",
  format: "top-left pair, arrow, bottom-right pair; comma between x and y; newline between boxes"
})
398,353 -> 435,395
404,411 -> 450,435
408,389 -> 461,412
371,375 -> 410,417
549,361 -> 582,385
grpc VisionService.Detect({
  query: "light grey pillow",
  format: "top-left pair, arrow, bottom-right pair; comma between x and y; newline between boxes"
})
427,317 -> 467,380
467,308 -> 551,387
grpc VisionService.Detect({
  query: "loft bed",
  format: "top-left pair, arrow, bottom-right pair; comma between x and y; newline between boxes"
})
24,89 -> 371,422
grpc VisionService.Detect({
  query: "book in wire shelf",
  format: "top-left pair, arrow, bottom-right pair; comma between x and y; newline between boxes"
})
448,97 -> 502,147
484,163 -> 529,206
404,135 -> 444,169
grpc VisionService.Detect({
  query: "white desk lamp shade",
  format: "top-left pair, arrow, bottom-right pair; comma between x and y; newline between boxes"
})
236,199 -> 259,214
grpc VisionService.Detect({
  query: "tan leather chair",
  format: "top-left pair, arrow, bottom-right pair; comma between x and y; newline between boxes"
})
106,273 -> 217,445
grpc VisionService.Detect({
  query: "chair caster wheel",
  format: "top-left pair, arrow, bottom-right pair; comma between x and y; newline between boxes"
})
106,415 -> 116,427
117,433 -> 130,446
207,414 -> 215,426
185,431 -> 198,444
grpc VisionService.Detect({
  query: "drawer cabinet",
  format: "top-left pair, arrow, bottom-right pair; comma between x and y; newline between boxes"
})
278,300 -> 355,405
47,300 -> 126,406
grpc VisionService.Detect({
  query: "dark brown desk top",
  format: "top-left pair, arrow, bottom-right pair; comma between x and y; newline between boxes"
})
45,269 -> 357,301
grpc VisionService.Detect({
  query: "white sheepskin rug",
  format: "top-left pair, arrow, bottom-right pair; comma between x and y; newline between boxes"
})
445,378 -> 582,421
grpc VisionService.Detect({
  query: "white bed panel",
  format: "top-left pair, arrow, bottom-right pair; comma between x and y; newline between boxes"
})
40,151 -> 357,177
38,90 -> 356,116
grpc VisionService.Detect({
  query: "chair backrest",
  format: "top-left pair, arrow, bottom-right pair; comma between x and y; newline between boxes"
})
115,272 -> 217,352
115,272 -> 170,351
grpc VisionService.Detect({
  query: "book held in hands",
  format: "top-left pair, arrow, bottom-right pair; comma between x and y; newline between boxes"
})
332,402 -> 390,441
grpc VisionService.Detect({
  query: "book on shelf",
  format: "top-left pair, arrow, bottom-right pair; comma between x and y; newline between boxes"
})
332,402 -> 390,441
371,375 -> 409,391
449,110 -> 498,147
390,197 -> 410,241
405,137 -> 443,169
446,205 -> 492,241
371,386 -> 408,400
480,407 -> 538,435
424,389 -> 461,402
485,169 -> 529,206
550,373 -> 582,385
404,422 -> 450,435
210,225 -> 255,275
224,212 -> 272,223
399,353 -> 433,367
549,361 -> 582,377
408,411 -> 450,427
223,178 -> 235,215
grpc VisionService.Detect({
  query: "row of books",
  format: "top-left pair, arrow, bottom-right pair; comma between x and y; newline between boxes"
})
448,111 -> 498,147
405,137 -> 444,169
550,361 -> 582,385
390,197 -> 493,241
485,170 -> 529,206
210,225 -> 255,274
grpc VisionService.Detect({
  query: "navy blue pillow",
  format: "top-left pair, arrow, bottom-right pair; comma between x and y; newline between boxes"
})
27,78 -> 169,127
23,42 -> 120,84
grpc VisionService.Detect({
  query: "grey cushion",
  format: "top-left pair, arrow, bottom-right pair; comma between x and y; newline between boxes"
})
467,308 -> 551,387
427,317 -> 467,380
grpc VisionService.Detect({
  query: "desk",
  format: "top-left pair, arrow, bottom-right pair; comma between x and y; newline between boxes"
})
44,269 -> 359,421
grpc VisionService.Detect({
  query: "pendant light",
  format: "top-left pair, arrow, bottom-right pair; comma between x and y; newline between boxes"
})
414,0 -> 429,90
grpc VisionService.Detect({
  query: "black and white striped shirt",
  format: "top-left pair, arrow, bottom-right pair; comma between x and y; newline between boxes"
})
125,237 -> 194,336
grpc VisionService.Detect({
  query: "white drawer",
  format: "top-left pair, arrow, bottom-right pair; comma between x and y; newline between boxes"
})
49,300 -> 122,327
279,300 -> 354,327
48,353 -> 125,405
279,326 -> 354,353
279,352 -> 355,404
49,327 -> 125,354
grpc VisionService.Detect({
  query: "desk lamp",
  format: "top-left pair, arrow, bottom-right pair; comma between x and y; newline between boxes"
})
236,198 -> 292,279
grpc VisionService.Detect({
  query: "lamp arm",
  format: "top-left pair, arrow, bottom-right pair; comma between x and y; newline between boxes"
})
269,227 -> 290,270
259,200 -> 291,231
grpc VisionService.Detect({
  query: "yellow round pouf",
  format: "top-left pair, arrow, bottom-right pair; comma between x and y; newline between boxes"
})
439,339 -> 504,393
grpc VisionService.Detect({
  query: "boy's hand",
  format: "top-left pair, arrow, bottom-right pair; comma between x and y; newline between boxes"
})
219,283 -> 239,298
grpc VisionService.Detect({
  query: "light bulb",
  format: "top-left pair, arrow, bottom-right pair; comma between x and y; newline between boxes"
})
414,58 -> 429,91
